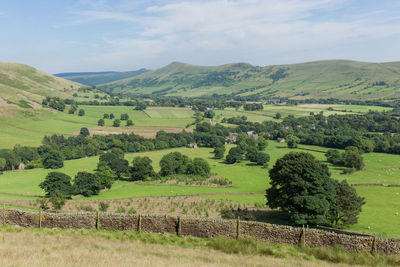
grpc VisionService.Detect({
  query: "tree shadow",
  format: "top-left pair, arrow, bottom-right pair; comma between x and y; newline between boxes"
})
245,162 -> 259,167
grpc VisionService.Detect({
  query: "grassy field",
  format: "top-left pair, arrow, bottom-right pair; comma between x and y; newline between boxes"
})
0,106 -> 195,149
3,225 -> 399,267
213,104 -> 392,124
0,102 -> 390,149
1,141 -> 399,237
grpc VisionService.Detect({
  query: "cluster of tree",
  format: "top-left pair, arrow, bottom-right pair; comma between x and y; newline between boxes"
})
221,116 -> 247,124
225,134 -> 269,166
325,147 -> 364,172
204,110 -> 215,118
96,148 -> 212,182
34,128 -> 202,170
159,152 -> 211,177
120,113 -> 129,120
0,144 -> 64,171
243,103 -> 263,111
39,169 -> 114,199
103,113 -> 115,119
286,97 -> 400,109
98,113 -> 133,127
223,110 -> 400,155
267,152 -> 365,227
42,97 -> 65,111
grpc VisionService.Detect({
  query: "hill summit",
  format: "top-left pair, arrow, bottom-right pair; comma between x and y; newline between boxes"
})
99,60 -> 400,100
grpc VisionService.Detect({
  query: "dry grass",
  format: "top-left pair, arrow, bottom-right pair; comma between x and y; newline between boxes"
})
8,196 -> 264,218
0,226 -> 352,267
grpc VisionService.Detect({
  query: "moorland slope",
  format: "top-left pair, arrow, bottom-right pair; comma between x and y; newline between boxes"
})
100,60 -> 400,100
0,61 -> 81,108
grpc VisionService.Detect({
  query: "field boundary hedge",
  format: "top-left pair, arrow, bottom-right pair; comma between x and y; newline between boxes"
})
1,207 -> 399,254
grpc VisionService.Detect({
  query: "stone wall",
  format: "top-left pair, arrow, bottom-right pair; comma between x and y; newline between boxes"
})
1,208 -> 399,254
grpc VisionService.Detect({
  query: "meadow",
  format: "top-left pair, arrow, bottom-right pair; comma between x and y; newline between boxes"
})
0,105 -> 195,149
2,226 -> 399,267
1,139 -> 399,237
0,103 -> 389,149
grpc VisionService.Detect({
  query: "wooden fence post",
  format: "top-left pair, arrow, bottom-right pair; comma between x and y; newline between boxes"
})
2,204 -> 5,225
177,216 -> 182,236
299,225 -> 306,247
38,209 -> 42,228
96,210 -> 100,230
236,216 -> 240,240
137,214 -> 142,232
371,234 -> 377,254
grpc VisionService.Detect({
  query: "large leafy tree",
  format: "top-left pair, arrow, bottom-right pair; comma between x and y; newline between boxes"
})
74,172 -> 102,197
159,152 -> 190,176
213,144 -> 226,159
42,150 -> 64,169
79,127 -> 90,137
342,149 -> 364,170
0,158 -> 6,171
266,152 -> 336,226
225,147 -> 244,164
187,158 -> 211,177
329,180 -> 365,226
39,172 -> 73,197
130,156 -> 155,181
95,166 -> 116,189
286,135 -> 300,148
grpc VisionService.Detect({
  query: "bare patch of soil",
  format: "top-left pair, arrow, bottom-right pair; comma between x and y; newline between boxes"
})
0,97 -> 19,109
70,126 -> 193,138
17,93 -> 42,109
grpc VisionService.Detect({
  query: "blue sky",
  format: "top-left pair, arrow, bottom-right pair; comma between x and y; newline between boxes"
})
1,0 -> 400,73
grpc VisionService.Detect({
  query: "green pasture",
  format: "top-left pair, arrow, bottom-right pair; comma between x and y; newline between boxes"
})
0,103 -> 390,149
1,141 -> 399,237
0,106 -> 195,149
347,186 -> 400,238
213,104 -> 392,124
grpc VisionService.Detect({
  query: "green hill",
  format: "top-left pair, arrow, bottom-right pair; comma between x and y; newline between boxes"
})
0,61 -> 82,108
99,60 -> 400,100
55,69 -> 149,86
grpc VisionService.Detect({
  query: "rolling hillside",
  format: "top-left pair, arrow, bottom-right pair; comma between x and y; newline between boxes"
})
99,60 -> 400,100
55,69 -> 149,86
0,61 -> 82,108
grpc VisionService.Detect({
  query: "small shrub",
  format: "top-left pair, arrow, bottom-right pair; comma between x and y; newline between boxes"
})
209,177 -> 231,186
49,191 -> 66,211
99,201 -> 109,212
38,198 -> 50,211
116,206 -> 126,213
128,208 -> 136,214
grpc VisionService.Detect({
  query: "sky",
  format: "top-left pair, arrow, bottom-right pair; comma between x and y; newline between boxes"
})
1,0 -> 400,73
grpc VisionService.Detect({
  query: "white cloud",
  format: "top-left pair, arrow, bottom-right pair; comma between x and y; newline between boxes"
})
68,0 -> 400,69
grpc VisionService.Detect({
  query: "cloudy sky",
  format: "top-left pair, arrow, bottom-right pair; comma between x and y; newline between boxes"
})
1,0 -> 400,73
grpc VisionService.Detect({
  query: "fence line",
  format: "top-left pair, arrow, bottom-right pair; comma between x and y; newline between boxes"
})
0,208 -> 399,254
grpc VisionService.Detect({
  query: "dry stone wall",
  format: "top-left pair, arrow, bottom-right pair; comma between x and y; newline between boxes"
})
1,208 -> 399,254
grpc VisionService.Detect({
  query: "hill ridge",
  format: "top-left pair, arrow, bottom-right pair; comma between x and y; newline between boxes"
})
0,61 -> 82,107
99,59 -> 400,100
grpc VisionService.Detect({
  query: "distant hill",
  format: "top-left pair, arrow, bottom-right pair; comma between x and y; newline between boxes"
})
55,69 -> 149,86
0,61 -> 82,108
99,60 -> 400,100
